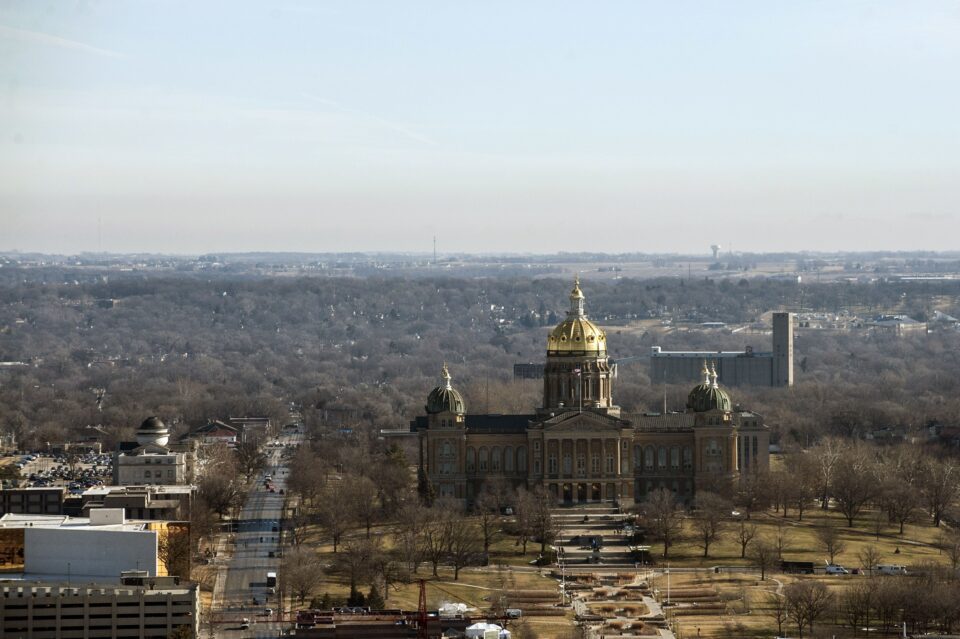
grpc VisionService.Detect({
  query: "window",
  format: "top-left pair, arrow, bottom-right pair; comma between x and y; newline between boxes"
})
576,454 -> 586,477
591,454 -> 600,474
562,453 -> 572,475
144,470 -> 151,478
167,470 -> 174,478
491,447 -> 501,472
466,447 -> 476,472
605,454 -> 615,474
517,446 -> 527,473
548,454 -> 557,474
658,446 -> 667,469
753,436 -> 758,457
670,447 -> 680,470
682,446 -> 692,471
478,447 -> 488,471
441,441 -> 452,456
504,446 -> 514,472
645,446 -> 655,471
634,445 -> 641,470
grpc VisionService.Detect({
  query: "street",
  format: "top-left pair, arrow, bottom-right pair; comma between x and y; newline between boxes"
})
208,429 -> 302,638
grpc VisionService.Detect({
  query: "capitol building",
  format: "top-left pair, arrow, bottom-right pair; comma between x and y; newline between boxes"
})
411,278 -> 770,506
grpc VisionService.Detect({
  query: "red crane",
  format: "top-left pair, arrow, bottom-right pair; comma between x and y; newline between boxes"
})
417,579 -> 428,639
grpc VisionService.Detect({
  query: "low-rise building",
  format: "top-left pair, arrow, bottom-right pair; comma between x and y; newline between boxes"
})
0,509 -> 189,579
0,574 -> 198,639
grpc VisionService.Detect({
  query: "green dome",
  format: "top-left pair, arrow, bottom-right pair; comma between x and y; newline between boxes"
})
425,365 -> 466,415
686,362 -> 732,413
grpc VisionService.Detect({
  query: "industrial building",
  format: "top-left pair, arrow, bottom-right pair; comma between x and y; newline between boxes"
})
649,312 -> 793,387
0,574 -> 197,639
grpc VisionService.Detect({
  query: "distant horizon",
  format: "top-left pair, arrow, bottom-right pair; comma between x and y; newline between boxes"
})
4,248 -> 960,260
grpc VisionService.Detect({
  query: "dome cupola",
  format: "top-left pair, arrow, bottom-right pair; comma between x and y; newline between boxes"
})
136,416 -> 170,448
686,362 -> 732,413
425,364 -> 466,415
546,275 -> 607,355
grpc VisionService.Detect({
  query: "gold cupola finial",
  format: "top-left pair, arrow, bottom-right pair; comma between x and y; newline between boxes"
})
441,362 -> 452,389
569,274 -> 585,316
709,361 -> 719,388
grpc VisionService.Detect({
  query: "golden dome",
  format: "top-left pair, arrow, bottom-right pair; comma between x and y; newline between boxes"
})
546,276 -> 607,355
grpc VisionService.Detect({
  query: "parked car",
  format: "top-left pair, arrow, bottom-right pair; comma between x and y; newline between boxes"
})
825,564 -> 850,575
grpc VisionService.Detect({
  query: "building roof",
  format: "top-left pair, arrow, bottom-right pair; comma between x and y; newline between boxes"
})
547,277 -> 607,356
426,364 -> 466,415
411,414 -> 534,434
0,513 -> 151,532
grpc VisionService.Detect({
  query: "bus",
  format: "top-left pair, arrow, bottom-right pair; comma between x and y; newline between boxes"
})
266,571 -> 277,587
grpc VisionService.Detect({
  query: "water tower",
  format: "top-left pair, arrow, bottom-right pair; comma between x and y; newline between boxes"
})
710,244 -> 722,260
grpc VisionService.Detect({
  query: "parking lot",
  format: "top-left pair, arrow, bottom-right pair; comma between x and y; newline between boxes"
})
5,452 -> 112,491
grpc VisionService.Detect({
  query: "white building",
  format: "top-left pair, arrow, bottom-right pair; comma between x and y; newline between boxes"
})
0,510 -> 159,579
113,417 -> 191,486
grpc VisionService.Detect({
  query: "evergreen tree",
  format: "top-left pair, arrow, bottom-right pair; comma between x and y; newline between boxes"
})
367,584 -> 385,610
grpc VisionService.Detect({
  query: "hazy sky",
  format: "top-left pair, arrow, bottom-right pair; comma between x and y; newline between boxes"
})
1,1 -> 959,255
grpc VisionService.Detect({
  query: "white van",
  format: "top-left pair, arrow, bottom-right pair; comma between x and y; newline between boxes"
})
875,564 -> 907,575
825,564 -> 849,575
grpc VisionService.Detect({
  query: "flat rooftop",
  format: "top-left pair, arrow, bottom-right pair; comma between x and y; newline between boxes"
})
0,513 -> 153,532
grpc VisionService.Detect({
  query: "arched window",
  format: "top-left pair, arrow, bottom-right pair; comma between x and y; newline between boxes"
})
517,446 -> 527,472
634,445 -> 641,470
466,447 -> 476,472
491,447 -> 501,472
682,446 -> 693,470
441,441 -> 452,457
479,447 -> 489,471
670,447 -> 680,470
658,446 -> 667,469
504,446 -> 514,472
645,446 -> 655,471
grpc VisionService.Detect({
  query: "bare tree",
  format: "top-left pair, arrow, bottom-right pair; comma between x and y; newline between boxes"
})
838,579 -> 876,637
884,482 -> 918,534
336,537 -> 375,594
638,487 -> 684,558
156,522 -> 191,578
766,591 -> 788,637
857,545 -> 883,577
474,485 -> 504,559
815,524 -> 846,565
920,458 -> 957,527
735,519 -> 758,559
395,503 -> 428,573
447,518 -> 482,580
234,437 -> 267,480
944,531 -> 960,571
784,580 -> 831,638
813,437 -> 845,510
344,474 -> 379,538
316,484 -> 354,552
691,492 -> 729,558
774,517 -> 789,559
831,450 -> 876,527
749,539 -> 778,581
527,486 -> 555,556
197,472 -> 242,520
283,547 -> 326,604
422,502 -> 456,577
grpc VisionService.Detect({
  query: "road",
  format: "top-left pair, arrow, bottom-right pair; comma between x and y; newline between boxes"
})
209,429 -> 302,639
